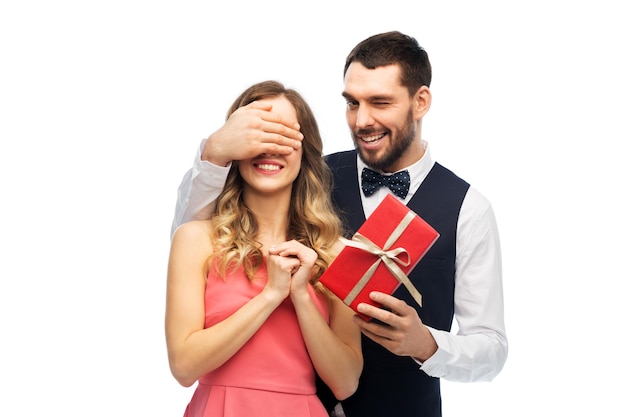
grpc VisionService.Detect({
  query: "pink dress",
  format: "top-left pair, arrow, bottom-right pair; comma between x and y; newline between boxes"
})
183,262 -> 331,417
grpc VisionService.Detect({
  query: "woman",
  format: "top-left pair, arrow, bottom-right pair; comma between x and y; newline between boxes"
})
166,80 -> 363,417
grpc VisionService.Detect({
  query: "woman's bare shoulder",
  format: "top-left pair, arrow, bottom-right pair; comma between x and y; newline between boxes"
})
171,219 -> 213,247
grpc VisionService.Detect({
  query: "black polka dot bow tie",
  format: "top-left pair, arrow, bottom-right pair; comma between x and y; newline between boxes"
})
361,167 -> 410,199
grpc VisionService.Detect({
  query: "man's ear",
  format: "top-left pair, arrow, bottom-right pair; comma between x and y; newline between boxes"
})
413,85 -> 432,120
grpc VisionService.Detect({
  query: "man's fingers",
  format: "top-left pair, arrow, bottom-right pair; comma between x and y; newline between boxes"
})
246,100 -> 274,111
368,292 -> 410,315
244,101 -> 304,145
257,141 -> 300,156
355,316 -> 395,341
251,106 -> 302,141
259,120 -> 303,143
356,302 -> 397,325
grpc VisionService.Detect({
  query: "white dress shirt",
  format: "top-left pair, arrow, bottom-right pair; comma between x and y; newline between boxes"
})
171,139 -> 508,382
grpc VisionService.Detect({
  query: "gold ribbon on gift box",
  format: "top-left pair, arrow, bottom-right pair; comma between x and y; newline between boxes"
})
339,211 -> 423,307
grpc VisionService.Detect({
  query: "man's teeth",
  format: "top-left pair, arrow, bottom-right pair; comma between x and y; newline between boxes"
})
257,163 -> 281,171
361,133 -> 384,143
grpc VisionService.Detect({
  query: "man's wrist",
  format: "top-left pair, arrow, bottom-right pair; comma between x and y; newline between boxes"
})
200,136 -> 231,167
413,326 -> 438,362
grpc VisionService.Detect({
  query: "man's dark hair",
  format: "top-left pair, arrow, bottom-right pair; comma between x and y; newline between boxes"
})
344,31 -> 432,96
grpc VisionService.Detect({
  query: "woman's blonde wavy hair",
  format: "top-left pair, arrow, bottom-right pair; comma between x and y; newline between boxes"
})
209,80 -> 343,286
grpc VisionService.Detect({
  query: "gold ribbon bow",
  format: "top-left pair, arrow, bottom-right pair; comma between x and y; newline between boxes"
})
339,211 -> 423,307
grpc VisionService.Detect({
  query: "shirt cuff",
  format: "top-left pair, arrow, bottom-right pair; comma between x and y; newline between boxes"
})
413,326 -> 452,377
195,158 -> 231,184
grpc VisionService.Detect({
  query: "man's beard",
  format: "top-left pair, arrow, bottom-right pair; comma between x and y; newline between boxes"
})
353,109 -> 416,172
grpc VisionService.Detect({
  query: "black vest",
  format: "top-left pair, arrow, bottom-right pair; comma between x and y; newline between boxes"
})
320,150 -> 469,417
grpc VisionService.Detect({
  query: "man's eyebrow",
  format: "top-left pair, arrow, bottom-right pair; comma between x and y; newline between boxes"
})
369,94 -> 395,101
342,91 -> 395,102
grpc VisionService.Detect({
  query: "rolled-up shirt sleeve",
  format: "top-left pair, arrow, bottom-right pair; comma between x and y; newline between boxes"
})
170,139 -> 230,238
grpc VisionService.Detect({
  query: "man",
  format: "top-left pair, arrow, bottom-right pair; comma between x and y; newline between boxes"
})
171,31 -> 507,417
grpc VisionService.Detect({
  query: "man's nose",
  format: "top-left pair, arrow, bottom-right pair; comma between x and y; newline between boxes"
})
355,105 -> 374,129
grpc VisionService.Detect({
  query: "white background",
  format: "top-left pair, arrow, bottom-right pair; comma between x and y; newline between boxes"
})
1,1 -> 624,416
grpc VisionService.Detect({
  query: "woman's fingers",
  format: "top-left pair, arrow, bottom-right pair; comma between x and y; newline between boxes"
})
268,240 -> 317,266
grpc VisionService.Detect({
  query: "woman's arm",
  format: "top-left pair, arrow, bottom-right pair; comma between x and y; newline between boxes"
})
269,241 -> 363,400
165,221 -> 289,387
294,291 -> 363,400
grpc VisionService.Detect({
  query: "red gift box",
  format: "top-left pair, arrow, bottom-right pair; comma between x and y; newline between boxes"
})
320,194 -> 439,321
